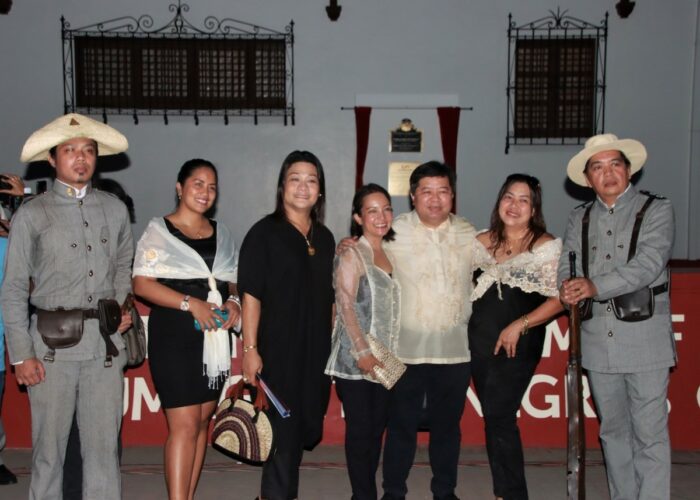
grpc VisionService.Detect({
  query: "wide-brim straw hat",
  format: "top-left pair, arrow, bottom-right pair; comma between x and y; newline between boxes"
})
567,133 -> 647,186
20,113 -> 128,163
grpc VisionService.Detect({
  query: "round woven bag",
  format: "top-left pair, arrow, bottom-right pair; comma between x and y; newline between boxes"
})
211,380 -> 274,463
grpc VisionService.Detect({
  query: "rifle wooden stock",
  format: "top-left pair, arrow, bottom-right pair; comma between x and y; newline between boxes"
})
567,251 -> 586,499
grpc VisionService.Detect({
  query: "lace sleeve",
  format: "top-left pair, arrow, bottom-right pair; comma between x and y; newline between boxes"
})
334,248 -> 371,358
504,238 -> 562,297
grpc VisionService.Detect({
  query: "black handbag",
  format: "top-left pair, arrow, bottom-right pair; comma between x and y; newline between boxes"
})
610,287 -> 654,322
121,293 -> 147,366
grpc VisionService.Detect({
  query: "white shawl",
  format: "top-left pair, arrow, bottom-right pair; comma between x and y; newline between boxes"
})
133,217 -> 238,387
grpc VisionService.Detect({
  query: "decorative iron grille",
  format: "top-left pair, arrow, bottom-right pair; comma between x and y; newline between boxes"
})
505,9 -> 607,153
62,1 -> 294,125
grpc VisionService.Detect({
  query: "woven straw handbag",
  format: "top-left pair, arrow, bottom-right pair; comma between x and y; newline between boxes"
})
211,379 -> 274,463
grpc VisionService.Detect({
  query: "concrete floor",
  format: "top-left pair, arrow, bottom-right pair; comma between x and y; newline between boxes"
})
1,445 -> 698,499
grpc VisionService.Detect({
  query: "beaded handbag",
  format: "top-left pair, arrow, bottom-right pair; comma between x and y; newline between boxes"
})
367,335 -> 406,390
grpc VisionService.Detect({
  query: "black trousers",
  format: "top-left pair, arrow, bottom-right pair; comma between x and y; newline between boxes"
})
381,363 -> 471,500
335,378 -> 390,500
471,354 -> 539,500
261,408 -> 305,500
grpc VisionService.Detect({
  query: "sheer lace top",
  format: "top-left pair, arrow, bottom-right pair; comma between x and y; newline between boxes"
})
325,237 -> 401,381
470,233 -> 562,302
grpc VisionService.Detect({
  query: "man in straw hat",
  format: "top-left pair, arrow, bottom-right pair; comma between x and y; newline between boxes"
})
557,133 -> 676,499
1,113 -> 134,499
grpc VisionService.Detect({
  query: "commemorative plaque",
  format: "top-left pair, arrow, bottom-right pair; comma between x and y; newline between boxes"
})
388,161 -> 420,196
390,118 -> 422,153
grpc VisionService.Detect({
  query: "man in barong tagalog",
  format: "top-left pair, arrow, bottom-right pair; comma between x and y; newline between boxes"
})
1,113 -> 134,499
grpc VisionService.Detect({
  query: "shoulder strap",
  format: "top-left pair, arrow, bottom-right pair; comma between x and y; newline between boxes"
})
627,195 -> 655,261
581,204 -> 593,278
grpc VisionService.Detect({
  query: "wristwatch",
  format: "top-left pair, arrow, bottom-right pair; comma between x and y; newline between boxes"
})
180,295 -> 190,312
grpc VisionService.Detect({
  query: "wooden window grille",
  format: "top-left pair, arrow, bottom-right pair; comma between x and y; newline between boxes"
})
506,9 -> 607,153
63,2 -> 294,125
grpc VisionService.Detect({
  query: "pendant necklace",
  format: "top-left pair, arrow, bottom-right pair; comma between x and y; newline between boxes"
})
504,234 -> 526,256
305,224 -> 316,256
290,219 -> 315,256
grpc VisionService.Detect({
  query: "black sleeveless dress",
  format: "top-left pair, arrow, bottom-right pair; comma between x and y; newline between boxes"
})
147,219 -> 229,409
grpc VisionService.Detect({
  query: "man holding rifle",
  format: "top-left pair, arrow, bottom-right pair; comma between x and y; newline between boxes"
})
1,114 -> 134,499
558,134 -> 676,500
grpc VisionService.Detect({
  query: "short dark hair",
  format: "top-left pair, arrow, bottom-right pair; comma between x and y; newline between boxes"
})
272,150 -> 326,223
584,150 -> 631,173
488,173 -> 547,253
350,183 -> 396,241
48,139 -> 99,159
408,161 -> 455,210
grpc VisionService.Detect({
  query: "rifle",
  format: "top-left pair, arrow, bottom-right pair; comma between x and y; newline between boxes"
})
567,251 -> 586,499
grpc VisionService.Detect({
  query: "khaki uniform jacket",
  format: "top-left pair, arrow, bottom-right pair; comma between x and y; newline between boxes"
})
557,186 -> 676,373
1,182 -> 134,363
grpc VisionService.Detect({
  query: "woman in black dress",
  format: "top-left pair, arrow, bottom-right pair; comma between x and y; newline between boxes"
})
468,174 -> 563,500
133,160 -> 240,500
239,151 -> 335,500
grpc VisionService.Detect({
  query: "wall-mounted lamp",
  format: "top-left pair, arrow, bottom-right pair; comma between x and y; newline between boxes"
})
0,0 -> 13,15
326,0 -> 341,21
615,0 -> 635,19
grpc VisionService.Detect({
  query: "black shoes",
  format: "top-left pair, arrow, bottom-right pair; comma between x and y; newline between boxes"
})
0,464 -> 18,485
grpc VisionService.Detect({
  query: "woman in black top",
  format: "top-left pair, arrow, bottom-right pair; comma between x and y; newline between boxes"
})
239,151 -> 335,500
133,160 -> 240,500
468,174 -> 563,500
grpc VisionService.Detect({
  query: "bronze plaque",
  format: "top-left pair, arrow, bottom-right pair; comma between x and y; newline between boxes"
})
390,118 -> 422,153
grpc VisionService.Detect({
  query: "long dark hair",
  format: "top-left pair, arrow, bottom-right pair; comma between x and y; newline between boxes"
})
488,173 -> 547,253
350,183 -> 396,241
272,150 -> 326,223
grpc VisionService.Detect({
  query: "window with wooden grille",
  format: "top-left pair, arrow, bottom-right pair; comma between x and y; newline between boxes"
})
505,10 -> 607,153
74,36 -> 286,111
514,38 -> 595,139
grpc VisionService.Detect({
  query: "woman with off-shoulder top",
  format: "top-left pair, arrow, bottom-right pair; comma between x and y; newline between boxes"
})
468,174 -> 563,500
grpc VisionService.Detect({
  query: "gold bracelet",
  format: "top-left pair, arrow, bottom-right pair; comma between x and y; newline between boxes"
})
520,315 -> 529,335
243,344 -> 257,354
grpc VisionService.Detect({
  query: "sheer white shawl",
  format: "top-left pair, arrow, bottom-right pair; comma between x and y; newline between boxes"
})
133,217 -> 238,387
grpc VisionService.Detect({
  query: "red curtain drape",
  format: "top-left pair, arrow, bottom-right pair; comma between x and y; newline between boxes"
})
354,107 -> 372,190
437,107 -> 461,211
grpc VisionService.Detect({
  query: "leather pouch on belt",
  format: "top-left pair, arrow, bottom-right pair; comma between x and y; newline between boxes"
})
37,308 -> 84,349
610,288 -> 654,322
98,299 -> 121,335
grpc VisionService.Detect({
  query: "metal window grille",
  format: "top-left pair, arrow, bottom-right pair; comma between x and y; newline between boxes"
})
63,1 -> 294,125
506,9 -> 607,153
